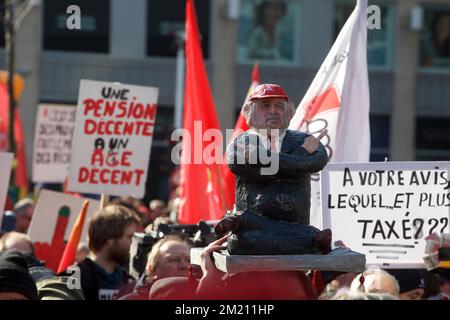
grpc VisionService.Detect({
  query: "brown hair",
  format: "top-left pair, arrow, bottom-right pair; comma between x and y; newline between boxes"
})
87,205 -> 139,252
145,235 -> 189,278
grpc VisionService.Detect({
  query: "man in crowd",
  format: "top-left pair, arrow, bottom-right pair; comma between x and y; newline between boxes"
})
75,242 -> 89,264
149,200 -> 168,221
0,231 -> 58,286
0,231 -> 35,255
146,235 -> 191,280
149,235 -> 317,300
0,211 -> 16,236
350,268 -> 400,298
62,205 -> 139,300
120,235 -> 191,300
0,249 -> 38,300
331,289 -> 398,300
13,198 -> 34,234
429,272 -> 450,300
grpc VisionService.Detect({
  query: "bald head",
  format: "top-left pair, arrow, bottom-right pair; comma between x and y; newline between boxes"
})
350,269 -> 400,297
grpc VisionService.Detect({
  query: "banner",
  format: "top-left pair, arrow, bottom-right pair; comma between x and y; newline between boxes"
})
321,162 -> 450,268
67,80 -> 159,198
0,152 -> 13,216
32,104 -> 76,183
289,0 -> 370,228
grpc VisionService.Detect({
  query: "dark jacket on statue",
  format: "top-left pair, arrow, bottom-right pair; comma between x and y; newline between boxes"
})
227,210 -> 322,255
226,129 -> 328,225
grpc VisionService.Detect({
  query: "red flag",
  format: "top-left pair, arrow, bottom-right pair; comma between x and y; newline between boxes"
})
233,63 -> 260,134
178,0 -> 231,224
14,107 -> 28,191
57,200 -> 90,273
222,63 -> 260,208
0,85 -> 8,152
0,83 -> 28,193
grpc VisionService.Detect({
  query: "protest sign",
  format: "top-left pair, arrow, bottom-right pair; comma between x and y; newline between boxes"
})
321,162 -> 450,268
28,189 -> 100,243
0,152 -> 13,216
28,190 -> 100,269
32,104 -> 76,183
67,80 -> 159,198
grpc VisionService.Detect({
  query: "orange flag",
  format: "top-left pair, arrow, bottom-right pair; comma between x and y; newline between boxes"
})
178,0 -> 231,224
57,200 -> 89,273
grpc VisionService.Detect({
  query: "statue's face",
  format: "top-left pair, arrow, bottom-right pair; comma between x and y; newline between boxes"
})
252,97 -> 292,131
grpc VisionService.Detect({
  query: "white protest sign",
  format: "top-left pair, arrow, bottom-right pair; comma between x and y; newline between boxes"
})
67,80 -> 159,198
28,189 -> 100,244
321,162 -> 450,268
32,104 -> 76,183
0,152 -> 13,217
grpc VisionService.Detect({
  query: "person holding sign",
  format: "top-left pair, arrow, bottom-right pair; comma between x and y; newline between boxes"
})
217,83 -> 331,255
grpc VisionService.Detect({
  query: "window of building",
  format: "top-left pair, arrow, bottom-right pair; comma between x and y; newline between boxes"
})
419,6 -> 450,71
0,2 -> 5,47
334,0 -> 395,70
237,0 -> 301,66
147,0 -> 210,58
416,117 -> 450,161
43,0 -> 110,53
152,107 -> 175,142
145,106 -> 175,202
370,114 -> 390,161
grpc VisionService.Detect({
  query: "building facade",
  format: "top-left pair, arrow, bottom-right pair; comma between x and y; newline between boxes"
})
4,0 -> 450,200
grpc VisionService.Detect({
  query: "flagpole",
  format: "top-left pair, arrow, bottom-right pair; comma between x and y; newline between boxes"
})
174,31 -> 186,129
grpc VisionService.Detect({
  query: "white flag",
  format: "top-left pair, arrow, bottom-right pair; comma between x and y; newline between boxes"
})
289,0 -> 371,228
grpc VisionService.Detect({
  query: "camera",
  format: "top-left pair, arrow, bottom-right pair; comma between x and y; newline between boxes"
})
128,221 -> 217,279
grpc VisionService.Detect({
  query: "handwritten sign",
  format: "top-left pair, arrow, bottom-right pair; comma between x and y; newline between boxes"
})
67,80 -> 159,198
32,104 -> 76,183
321,162 -> 450,268
0,152 -> 13,217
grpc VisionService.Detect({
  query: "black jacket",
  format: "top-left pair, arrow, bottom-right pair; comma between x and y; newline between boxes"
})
226,129 -> 328,225
61,258 -> 134,300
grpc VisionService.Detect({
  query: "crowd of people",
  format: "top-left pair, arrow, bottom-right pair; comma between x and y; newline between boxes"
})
1,192 -> 450,301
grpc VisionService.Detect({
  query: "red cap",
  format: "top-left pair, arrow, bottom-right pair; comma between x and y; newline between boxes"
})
248,83 -> 289,101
